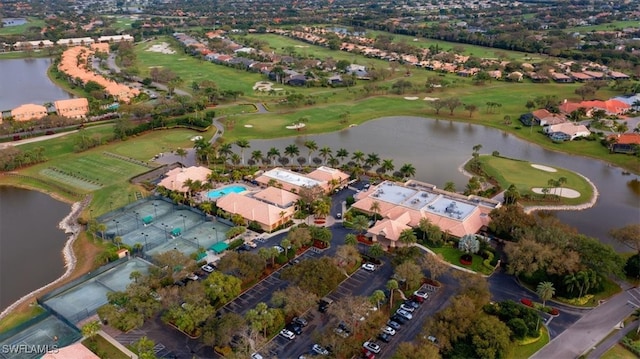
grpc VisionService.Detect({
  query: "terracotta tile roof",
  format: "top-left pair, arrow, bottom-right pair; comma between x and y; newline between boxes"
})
42,343 -> 100,359
54,98 -> 89,118
158,166 -> 212,192
217,193 -> 294,229
252,187 -> 300,208
608,133 -> 640,145
11,103 -> 47,121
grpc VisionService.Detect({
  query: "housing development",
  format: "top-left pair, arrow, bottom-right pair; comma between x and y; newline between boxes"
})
0,1 -> 639,359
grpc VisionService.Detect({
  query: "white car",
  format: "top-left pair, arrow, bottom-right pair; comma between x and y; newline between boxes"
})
280,329 -> 296,340
400,303 -> 416,313
396,309 -> 413,320
251,353 -> 264,359
201,264 -> 215,273
382,326 -> 396,336
312,344 -> 329,356
363,341 -> 381,354
273,245 -> 285,254
362,263 -> 376,271
246,241 -> 257,248
413,290 -> 429,300
186,273 -> 199,281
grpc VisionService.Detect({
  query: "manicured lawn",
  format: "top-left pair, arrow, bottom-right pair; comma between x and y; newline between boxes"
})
567,20 -> 639,33
601,344 -> 638,359
475,154 -> 595,206
83,335 -> 131,359
510,326 -> 550,359
16,127 -> 211,216
0,305 -> 45,333
429,246 -> 493,275
0,18 -> 46,35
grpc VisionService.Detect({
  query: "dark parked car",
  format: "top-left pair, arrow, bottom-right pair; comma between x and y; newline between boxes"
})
390,314 -> 409,325
404,300 -> 420,309
293,317 -> 308,327
387,320 -> 401,330
286,323 -> 302,335
378,332 -> 391,343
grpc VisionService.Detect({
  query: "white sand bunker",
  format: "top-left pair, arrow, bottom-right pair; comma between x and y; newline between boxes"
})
146,42 -> 175,54
286,123 -> 306,130
531,187 -> 581,198
531,164 -> 557,172
253,81 -> 275,92
404,96 -> 419,100
190,135 -> 203,141
244,124 -> 253,128
424,97 -> 440,101
294,45 -> 309,48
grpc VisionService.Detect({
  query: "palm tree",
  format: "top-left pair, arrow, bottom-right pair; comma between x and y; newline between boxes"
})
369,243 -> 384,259
369,201 -> 381,219
380,159 -> 394,176
319,146 -> 332,165
564,273 -> 579,298
284,144 -> 299,163
345,233 -> 357,246
418,217 -> 430,242
351,150 -> 365,166
387,279 -> 399,310
365,152 -> 381,170
536,281 -> 555,307
281,239 -> 291,257
370,290 -> 386,310
399,163 -> 416,178
443,181 -> 456,192
235,139 -> 250,165
250,150 -> 263,166
81,320 -> 102,343
175,148 -> 188,164
351,215 -> 370,236
336,148 -> 349,164
304,140 -> 318,164
219,143 -> 233,166
398,228 -> 417,246
267,147 -> 280,166
557,177 -> 567,198
130,270 -> 142,283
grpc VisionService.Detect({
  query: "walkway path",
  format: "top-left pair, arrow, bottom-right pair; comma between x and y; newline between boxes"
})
586,319 -> 638,359
531,287 -> 640,359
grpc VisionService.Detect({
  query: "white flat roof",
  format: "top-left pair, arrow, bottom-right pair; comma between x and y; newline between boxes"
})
369,182 -> 476,221
263,168 -> 323,188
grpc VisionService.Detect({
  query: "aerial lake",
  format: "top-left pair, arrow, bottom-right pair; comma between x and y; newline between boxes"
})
250,116 -> 640,250
0,57 -> 73,111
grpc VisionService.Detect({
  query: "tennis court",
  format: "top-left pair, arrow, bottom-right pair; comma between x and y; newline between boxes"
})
42,258 -> 151,323
0,315 -> 81,359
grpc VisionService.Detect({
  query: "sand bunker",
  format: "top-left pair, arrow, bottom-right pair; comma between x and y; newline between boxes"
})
531,164 -> 557,172
190,135 -> 203,141
244,124 -> 254,128
146,42 -> 175,54
531,187 -> 580,198
404,96 -> 419,100
286,123 -> 306,130
423,97 -> 440,101
253,81 -> 274,92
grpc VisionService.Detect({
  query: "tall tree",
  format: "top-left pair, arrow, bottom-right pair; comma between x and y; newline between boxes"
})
386,279 -> 399,310
610,224 -> 640,255
235,139 -> 250,165
267,147 -> 280,166
284,143 -> 300,163
319,146 -> 332,165
304,140 -> 318,163
399,228 -> 417,246
536,281 -> 555,307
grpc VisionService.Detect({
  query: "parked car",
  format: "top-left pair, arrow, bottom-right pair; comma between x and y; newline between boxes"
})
361,263 -> 376,271
363,341 -> 381,354
251,353 -> 263,359
336,212 -> 342,219
246,241 -> 257,248
404,300 -> 420,309
377,332 -> 391,343
334,322 -> 351,338
286,322 -> 302,335
280,329 -> 296,340
312,344 -> 329,356
382,326 -> 396,336
273,245 -> 285,254
186,273 -> 199,281
390,314 -> 408,325
427,335 -> 437,343
413,290 -> 429,300
412,294 -> 425,303
396,309 -> 413,320
400,303 -> 416,313
387,320 -> 401,330
319,297 -> 334,313
201,264 -> 215,273
293,317 -> 308,327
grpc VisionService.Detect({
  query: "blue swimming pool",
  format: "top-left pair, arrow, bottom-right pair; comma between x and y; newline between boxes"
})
207,185 -> 247,199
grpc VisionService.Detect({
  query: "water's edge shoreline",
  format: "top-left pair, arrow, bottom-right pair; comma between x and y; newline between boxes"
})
0,194 -> 89,322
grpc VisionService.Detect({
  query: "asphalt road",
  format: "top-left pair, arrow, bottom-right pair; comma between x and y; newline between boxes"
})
532,286 -> 640,359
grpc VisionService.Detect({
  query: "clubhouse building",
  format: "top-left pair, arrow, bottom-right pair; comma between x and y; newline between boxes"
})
255,166 -> 349,194
352,180 -> 501,247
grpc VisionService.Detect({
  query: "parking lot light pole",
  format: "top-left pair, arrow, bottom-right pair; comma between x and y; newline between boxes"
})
113,220 -> 120,236
180,214 -> 186,232
153,203 -> 158,218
